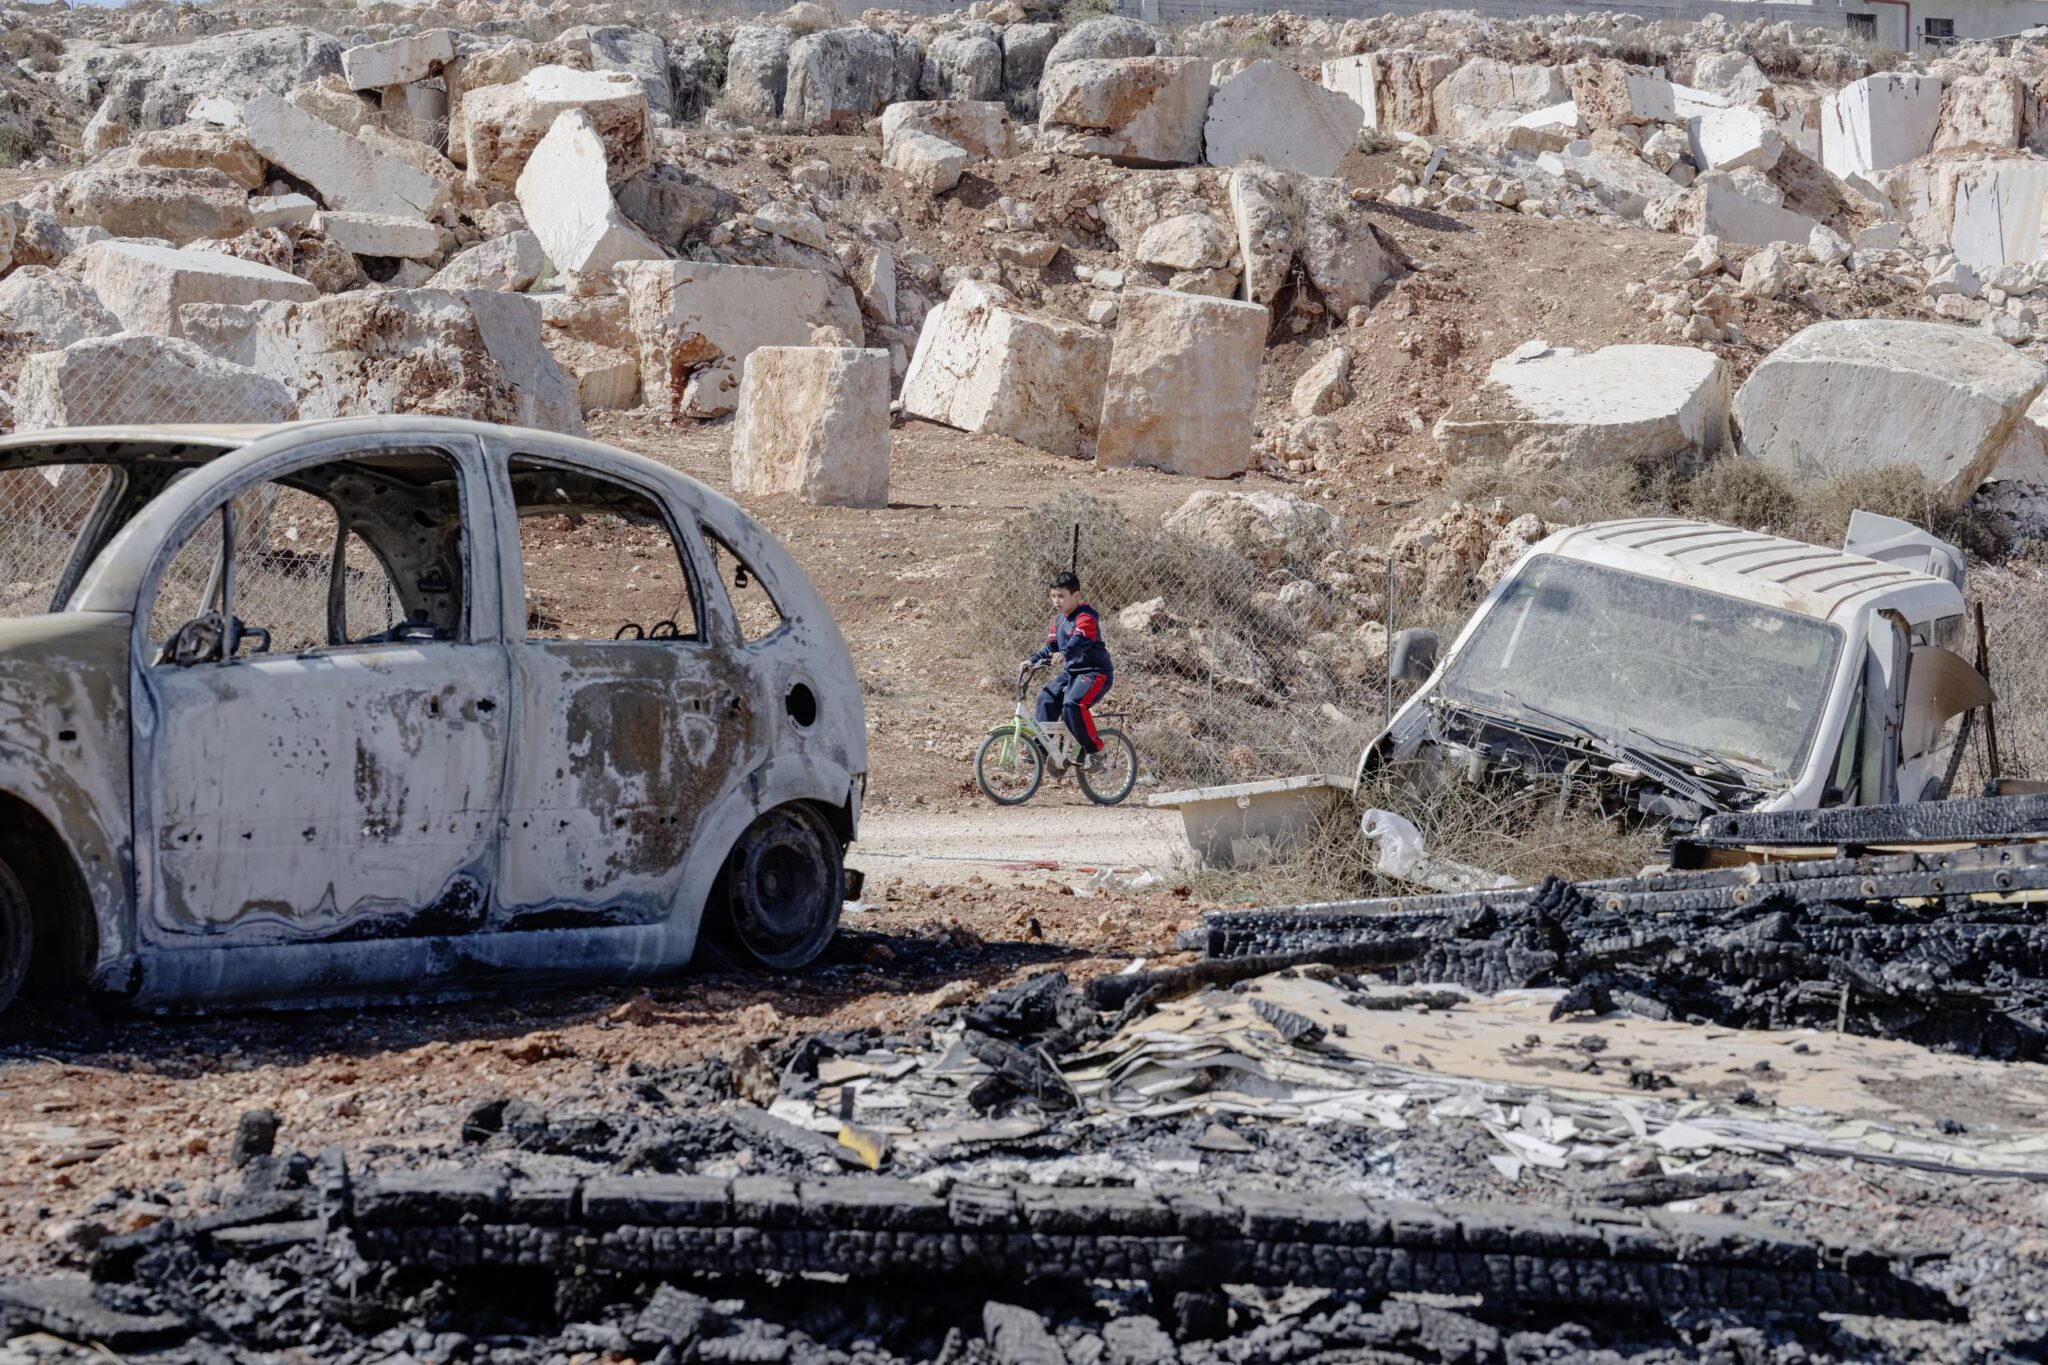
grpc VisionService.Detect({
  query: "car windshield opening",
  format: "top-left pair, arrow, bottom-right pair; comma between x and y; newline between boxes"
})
1434,555 -> 1842,780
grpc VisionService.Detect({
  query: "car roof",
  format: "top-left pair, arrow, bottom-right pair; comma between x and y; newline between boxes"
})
0,424 -> 281,465
1541,516 -> 1965,624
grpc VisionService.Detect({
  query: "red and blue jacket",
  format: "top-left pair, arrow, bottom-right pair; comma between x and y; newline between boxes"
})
1031,602 -> 1112,677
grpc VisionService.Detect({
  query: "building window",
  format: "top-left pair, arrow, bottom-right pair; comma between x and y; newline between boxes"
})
1846,12 -> 1877,40
1924,17 -> 1956,46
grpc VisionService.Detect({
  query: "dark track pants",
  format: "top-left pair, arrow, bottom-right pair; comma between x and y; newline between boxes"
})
1037,671 -> 1110,754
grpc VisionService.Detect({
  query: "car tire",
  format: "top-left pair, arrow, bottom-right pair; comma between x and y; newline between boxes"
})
707,804 -> 844,971
0,858 -> 32,1015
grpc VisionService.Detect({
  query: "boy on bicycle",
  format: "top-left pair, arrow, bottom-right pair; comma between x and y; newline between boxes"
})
1024,572 -> 1112,771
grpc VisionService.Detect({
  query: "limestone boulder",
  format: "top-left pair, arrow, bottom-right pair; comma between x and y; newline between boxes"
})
731,347 -> 891,507
784,27 -> 922,132
429,230 -> 547,291
1688,105 -> 1784,172
0,269 -> 120,354
925,27 -> 1003,103
900,279 -> 1110,460
1203,59 -> 1361,177
462,66 -> 651,199
616,164 -> 727,249
1682,174 -> 1821,247
884,130 -> 971,194
15,333 -> 296,431
1432,58 -> 1568,139
517,110 -> 664,276
1536,145 -> 1682,218
193,225 -> 365,295
1096,287 -> 1267,479
1433,339 -> 1730,470
251,194 -> 318,230
1162,490 -> 1343,570
1001,24 -> 1060,96
1134,212 -> 1234,271
1934,72 -> 2033,153
537,292 -> 639,412
180,289 -> 581,434
244,94 -> 446,220
1044,17 -> 1165,70
1502,102 -> 1582,155
1230,165 -> 1399,315
25,166 -> 250,246
1821,73 -> 1942,180
1689,52 -> 1772,106
616,259 -> 862,419
1038,57 -> 1210,167
722,25 -> 793,123
73,26 -> 342,136
342,30 -> 456,90
1733,319 -> 2047,500
311,211 -> 443,260
881,100 -> 1013,160
1321,49 -> 1458,135
558,25 -> 676,121
126,124 -> 268,191
83,239 -> 318,338
1292,346 -> 1353,417
1569,62 -> 1724,130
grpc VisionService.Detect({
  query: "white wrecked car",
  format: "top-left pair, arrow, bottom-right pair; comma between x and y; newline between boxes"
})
1369,512 -> 1992,828
0,419 -> 866,1013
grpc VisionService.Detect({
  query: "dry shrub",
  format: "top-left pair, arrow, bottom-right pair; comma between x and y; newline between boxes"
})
967,491 -> 1371,789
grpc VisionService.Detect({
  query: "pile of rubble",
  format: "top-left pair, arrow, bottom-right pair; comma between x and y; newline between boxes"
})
1,2 -> 2044,518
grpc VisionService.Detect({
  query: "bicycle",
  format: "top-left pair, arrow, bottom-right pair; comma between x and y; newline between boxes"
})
975,662 -> 1138,807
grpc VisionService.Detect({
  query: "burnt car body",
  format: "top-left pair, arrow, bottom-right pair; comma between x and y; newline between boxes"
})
0,419 -> 866,1012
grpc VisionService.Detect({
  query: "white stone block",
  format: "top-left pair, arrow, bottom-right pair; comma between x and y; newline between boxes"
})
516,110 -> 664,276
1821,73 -> 1943,181
1734,318 -> 2046,500
881,100 -> 1013,159
311,210 -> 442,259
342,29 -> 456,91
1688,105 -> 1783,173
731,346 -> 891,508
1203,59 -> 1362,177
1038,57 -> 1210,167
1434,339 -> 1730,469
16,333 -> 296,430
243,93 -> 445,220
82,239 -> 316,338
250,193 -> 317,229
462,66 -> 651,199
900,279 -> 1110,459
1095,286 -> 1268,478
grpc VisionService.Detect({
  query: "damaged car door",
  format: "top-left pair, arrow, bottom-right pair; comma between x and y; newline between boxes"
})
491,446 -> 760,927
132,439 -> 511,942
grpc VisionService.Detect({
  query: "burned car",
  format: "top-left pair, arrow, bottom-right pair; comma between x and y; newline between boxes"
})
0,419 -> 866,1013
1365,513 -> 1992,830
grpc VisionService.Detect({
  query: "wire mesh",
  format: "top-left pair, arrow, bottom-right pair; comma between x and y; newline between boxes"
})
970,490 -> 1384,791
0,464 -> 111,618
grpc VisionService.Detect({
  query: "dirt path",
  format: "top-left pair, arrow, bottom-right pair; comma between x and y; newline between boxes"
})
855,800 -> 1192,888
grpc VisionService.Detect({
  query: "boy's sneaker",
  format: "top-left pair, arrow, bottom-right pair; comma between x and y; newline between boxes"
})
1078,749 -> 1102,773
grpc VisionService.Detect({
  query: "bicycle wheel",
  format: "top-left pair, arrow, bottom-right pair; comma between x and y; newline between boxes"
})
1078,729 -> 1138,806
976,729 -> 1044,805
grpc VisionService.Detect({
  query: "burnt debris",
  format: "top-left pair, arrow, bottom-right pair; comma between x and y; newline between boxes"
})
1188,841 -> 2048,1059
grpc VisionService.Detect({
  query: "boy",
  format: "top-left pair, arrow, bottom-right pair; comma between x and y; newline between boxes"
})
1025,572 -> 1112,771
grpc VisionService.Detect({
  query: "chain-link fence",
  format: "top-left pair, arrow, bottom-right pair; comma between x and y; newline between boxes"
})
968,490 -> 1392,793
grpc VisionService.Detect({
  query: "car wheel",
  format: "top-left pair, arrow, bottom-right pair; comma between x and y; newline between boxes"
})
710,805 -> 843,971
0,858 -> 32,1015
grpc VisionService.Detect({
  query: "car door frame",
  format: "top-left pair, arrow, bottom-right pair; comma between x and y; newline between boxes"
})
479,430 -> 765,930
124,429 -> 508,950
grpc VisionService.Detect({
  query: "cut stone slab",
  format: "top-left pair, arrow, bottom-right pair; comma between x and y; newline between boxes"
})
243,93 -> 445,220
545,335 -> 641,412
82,239 -> 317,338
15,332 -> 297,431
1320,54 -> 1376,127
1903,155 -> 2048,269
1038,57 -> 1211,167
429,230 -> 546,291
462,66 -> 652,200
731,346 -> 891,507
1821,73 -> 1943,181
24,166 -> 251,246
1733,318 -> 2048,501
180,288 -> 581,435
1202,59 -> 1362,177
880,100 -> 1013,160
127,124 -> 267,190
310,211 -> 441,259
1096,287 -> 1268,478
884,130 -> 971,194
1433,339 -> 1730,470
517,109 -> 664,276
251,193 -> 317,229
1503,101 -> 1580,154
616,259 -> 862,419
899,279 -> 1110,460
1432,58 -> 1568,139
1686,175 -> 1821,247
342,29 -> 455,90
1688,105 -> 1784,172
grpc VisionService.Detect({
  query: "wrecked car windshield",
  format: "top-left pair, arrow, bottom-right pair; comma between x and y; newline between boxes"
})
1434,555 -> 1842,780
